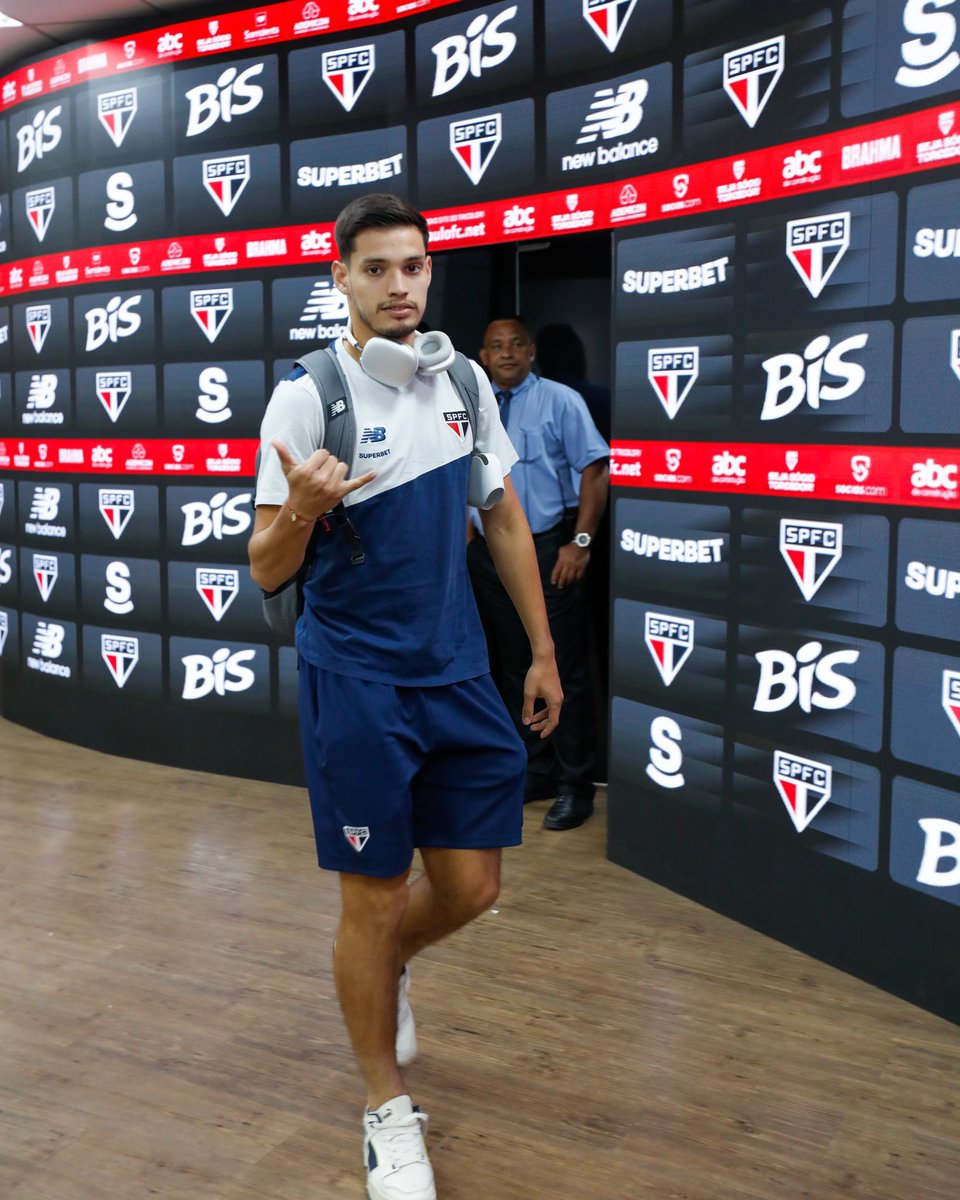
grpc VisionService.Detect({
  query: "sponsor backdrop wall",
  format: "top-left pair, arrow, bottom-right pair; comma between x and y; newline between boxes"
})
1,0 -> 960,1013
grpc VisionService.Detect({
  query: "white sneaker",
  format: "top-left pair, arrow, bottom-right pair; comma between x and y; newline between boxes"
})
396,966 -> 418,1067
363,1095 -> 436,1200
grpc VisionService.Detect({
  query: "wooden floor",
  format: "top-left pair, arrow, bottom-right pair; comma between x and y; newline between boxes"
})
1,718 -> 958,1200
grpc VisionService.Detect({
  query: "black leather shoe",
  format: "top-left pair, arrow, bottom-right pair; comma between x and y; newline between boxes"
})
543,793 -> 593,830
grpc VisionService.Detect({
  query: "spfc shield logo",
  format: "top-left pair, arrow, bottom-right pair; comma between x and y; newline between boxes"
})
98,88 -> 137,148
98,488 -> 135,539
190,288 -> 234,343
202,155 -> 250,217
773,751 -> 832,833
25,187 -> 55,242
450,113 -> 502,186
644,612 -> 694,686
583,0 -> 637,53
786,212 -> 850,299
195,567 -> 239,621
723,36 -> 784,128
95,371 -> 132,423
32,553 -> 58,602
942,670 -> 960,738
779,519 -> 842,601
0,612 -> 7,655
444,408 -> 470,439
101,634 -> 139,688
322,45 -> 375,112
25,304 -> 51,354
647,347 -> 698,420
343,825 -> 370,852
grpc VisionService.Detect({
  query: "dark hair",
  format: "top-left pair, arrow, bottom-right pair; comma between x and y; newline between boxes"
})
334,193 -> 429,261
535,323 -> 587,379
484,315 -> 532,340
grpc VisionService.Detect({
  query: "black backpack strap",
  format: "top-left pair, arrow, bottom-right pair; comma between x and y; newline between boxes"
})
447,351 -> 480,445
295,345 -> 355,470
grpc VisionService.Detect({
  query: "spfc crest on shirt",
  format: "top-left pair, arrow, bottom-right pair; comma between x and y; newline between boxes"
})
98,88 -> 137,148
190,288 -> 234,343
343,825 -> 370,852
444,408 -> 470,440
101,634 -> 139,688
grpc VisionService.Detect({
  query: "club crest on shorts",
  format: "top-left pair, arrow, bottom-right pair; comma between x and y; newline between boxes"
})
644,611 -> 694,685
773,750 -> 832,833
343,825 -> 370,852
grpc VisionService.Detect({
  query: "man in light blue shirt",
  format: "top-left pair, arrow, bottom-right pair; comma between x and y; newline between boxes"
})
468,316 -> 609,830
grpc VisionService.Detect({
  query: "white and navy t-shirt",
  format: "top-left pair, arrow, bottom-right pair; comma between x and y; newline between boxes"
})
256,340 -> 518,687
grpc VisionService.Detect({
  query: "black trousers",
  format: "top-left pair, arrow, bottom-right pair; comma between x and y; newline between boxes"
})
467,518 -> 596,800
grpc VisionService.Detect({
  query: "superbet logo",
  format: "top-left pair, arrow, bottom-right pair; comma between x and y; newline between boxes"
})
15,106 -> 62,172
760,333 -> 868,420
897,0 -> 960,88
583,0 -> 637,53
181,647 -> 256,699
754,641 -> 859,714
101,634 -> 139,688
196,367 -> 232,424
203,155 -> 250,217
450,114 -> 502,185
105,172 -> 137,233
190,289 -> 234,343
104,561 -> 133,616
723,36 -> 784,128
196,567 -> 239,621
785,213 -> 850,299
25,187 -> 55,242
98,89 -> 137,148
647,347 -> 698,420
184,63 -> 265,137
646,716 -> 684,789
322,45 -> 375,112
644,612 -> 694,686
95,371 -> 132,423
431,5 -> 517,98
99,488 -> 135,539
25,304 -> 51,354
942,670 -> 960,738
779,519 -> 842,602
773,751 -> 832,833
32,553 -> 58,602
85,295 -> 142,352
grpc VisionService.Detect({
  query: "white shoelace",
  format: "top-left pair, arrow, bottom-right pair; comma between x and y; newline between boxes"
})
369,1111 -> 428,1171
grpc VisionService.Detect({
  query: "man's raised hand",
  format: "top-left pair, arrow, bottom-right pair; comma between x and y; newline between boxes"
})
272,439 -> 376,518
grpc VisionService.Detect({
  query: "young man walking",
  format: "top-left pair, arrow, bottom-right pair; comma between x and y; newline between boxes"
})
249,194 -> 562,1200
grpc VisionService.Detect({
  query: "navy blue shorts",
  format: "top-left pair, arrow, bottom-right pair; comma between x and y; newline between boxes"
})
298,663 -> 527,878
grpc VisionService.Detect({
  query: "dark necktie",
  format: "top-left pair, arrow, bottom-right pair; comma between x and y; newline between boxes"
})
497,390 -> 513,428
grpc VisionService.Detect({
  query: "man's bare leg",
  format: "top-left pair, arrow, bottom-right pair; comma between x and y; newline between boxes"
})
397,847 -> 502,966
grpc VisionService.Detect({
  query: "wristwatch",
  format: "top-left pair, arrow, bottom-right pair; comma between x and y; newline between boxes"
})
573,532 -> 592,548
